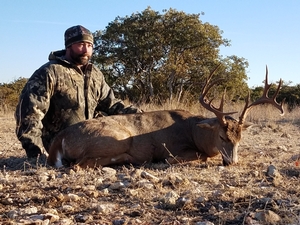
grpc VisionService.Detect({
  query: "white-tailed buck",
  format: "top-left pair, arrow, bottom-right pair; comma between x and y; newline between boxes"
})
47,66 -> 284,168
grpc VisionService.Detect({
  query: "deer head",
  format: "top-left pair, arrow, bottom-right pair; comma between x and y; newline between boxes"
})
199,65 -> 284,165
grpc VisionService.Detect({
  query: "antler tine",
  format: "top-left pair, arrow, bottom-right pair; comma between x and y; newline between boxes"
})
238,66 -> 284,125
199,65 -> 238,126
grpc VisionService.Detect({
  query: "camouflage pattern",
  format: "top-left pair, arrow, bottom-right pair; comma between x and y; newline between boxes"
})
15,50 -> 138,157
64,25 -> 93,48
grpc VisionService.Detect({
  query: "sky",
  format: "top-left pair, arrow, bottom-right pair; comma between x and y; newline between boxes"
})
0,0 -> 299,88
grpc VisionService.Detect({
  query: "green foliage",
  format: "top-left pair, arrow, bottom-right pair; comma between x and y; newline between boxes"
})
275,84 -> 300,111
92,7 -> 249,103
0,77 -> 27,111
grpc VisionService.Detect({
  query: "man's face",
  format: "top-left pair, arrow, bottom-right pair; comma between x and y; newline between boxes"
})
68,42 -> 93,66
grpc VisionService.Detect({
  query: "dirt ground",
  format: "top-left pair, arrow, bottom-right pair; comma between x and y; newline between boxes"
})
0,110 -> 299,225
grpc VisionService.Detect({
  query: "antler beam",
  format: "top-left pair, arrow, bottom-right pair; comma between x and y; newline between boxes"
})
199,65 -> 238,126
238,66 -> 284,125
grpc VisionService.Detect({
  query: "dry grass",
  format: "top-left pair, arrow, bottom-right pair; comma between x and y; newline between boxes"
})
0,104 -> 300,224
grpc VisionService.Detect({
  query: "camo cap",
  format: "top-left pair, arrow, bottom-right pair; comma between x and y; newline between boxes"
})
64,25 -> 93,48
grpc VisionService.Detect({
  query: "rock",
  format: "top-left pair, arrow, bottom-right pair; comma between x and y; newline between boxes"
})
277,145 -> 287,151
101,188 -> 109,195
195,222 -> 215,225
74,214 -> 93,223
195,196 -> 207,203
44,213 -> 60,222
18,218 -> 50,225
130,169 -> 143,180
7,210 -> 18,219
141,171 -> 160,183
208,205 -> 217,214
102,167 -> 117,179
19,206 -> 38,215
281,132 -> 291,138
266,165 -> 280,177
162,191 -> 179,208
136,179 -> 154,189
128,189 -> 138,196
176,197 -> 192,208
252,170 -> 260,177
54,192 -> 65,202
291,154 -> 300,161
57,218 -> 73,225
61,204 -> 74,213
66,193 -> 80,201
83,185 -> 96,191
1,197 -> 13,205
113,219 -> 126,225
85,190 -> 99,198
109,181 -> 126,190
28,214 -> 45,220
38,174 -> 49,182
168,173 -> 184,184
95,203 -> 117,214
254,210 -> 281,224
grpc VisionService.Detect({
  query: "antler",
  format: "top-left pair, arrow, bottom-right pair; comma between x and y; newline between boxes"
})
199,64 -> 238,126
238,66 -> 284,125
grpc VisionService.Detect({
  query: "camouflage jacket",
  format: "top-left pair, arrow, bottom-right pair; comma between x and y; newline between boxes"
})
15,50 -> 137,157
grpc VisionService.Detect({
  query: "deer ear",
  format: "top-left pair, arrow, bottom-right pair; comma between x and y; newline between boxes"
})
241,121 -> 254,130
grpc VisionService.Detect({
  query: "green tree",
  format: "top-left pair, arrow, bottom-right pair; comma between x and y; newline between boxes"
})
92,7 -> 249,103
0,77 -> 27,110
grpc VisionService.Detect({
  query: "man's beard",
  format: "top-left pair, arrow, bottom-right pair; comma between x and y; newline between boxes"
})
69,49 -> 90,66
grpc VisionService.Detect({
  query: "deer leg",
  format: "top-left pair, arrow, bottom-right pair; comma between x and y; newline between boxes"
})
76,153 -> 136,168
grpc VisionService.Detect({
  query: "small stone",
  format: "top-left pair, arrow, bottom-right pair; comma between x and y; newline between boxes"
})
58,218 -> 73,225
7,210 -> 18,219
253,171 -> 259,177
128,189 -> 138,196
109,181 -> 126,190
74,214 -> 93,223
44,213 -> 60,222
1,197 -> 13,205
113,219 -> 126,225
176,197 -> 192,208
195,222 -> 215,225
61,204 -> 74,212
85,190 -> 99,198
162,191 -> 179,207
141,171 -> 160,183
136,179 -> 154,189
101,188 -> 109,195
28,214 -> 44,220
95,203 -> 117,214
277,145 -> 287,151
38,175 -> 49,182
67,193 -> 80,201
102,167 -> 117,179
20,206 -> 38,215
54,193 -> 65,202
195,196 -> 207,203
267,165 -> 280,177
254,210 -> 281,224
84,185 -> 96,191
208,206 -> 217,214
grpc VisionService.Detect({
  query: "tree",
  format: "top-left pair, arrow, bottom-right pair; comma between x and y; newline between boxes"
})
0,77 -> 27,111
92,7 -> 249,103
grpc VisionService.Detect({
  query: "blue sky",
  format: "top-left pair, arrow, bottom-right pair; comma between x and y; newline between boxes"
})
0,0 -> 299,87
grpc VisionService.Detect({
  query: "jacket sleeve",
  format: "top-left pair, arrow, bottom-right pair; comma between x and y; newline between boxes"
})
15,66 -> 54,157
92,67 -> 140,116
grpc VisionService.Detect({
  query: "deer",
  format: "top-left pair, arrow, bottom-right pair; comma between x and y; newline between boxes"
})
47,66 -> 284,168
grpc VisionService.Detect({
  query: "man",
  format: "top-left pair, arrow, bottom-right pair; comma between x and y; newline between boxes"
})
15,25 -> 139,158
